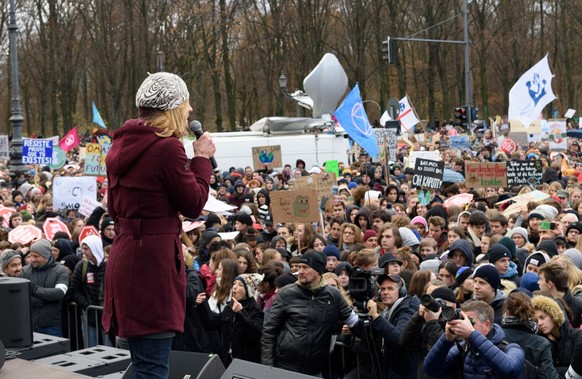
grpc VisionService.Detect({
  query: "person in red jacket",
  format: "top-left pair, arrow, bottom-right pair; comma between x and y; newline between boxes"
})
102,72 -> 216,379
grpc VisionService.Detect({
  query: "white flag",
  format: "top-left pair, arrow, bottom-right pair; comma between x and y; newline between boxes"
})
508,54 -> 556,128
379,110 -> 391,127
397,96 -> 420,132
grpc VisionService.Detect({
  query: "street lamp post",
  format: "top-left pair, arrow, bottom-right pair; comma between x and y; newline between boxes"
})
278,73 -> 286,116
278,73 -> 301,117
8,0 -> 25,179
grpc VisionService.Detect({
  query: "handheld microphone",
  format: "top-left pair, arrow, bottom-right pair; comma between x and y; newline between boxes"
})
189,120 -> 218,170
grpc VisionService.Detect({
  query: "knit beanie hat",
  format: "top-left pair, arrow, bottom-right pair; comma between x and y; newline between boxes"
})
399,227 -> 420,247
473,264 -> 501,290
563,248 -> 582,269
199,230 -> 220,249
235,273 -> 264,299
531,295 -> 565,326
536,205 -> 559,220
235,213 -> 253,226
528,210 -> 545,221
567,222 -> 582,236
537,240 -> 558,257
498,237 -> 516,259
523,252 -> 551,274
101,217 -> 114,234
430,286 -> 456,304
334,262 -> 354,277
520,272 -> 541,293
411,216 -> 427,229
511,227 -> 529,243
274,272 -> 297,289
135,72 -> 189,111
30,239 -> 52,260
363,229 -> 377,242
455,266 -> 474,288
487,244 -> 511,264
323,245 -> 340,260
60,254 -> 80,273
1,249 -> 21,271
419,258 -> 440,275
299,251 -> 326,274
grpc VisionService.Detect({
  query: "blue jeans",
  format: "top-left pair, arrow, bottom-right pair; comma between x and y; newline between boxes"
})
34,325 -> 63,337
127,336 -> 173,379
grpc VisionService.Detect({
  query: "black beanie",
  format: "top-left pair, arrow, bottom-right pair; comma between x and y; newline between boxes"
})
236,213 -> 253,226
101,217 -> 114,233
487,244 -> 511,264
537,240 -> 558,257
299,251 -> 326,274
431,286 -> 456,304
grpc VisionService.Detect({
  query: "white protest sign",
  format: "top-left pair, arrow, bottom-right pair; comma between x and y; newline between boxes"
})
52,176 -> 97,211
78,196 -> 102,217
0,136 -> 9,160
407,150 -> 441,169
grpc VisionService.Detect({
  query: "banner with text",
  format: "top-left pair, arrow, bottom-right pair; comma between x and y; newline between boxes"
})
449,135 -> 471,150
412,158 -> 444,189
374,128 -> 397,162
291,172 -> 336,203
52,176 -> 97,211
506,160 -> 543,186
0,135 -> 9,160
84,143 -> 107,176
252,145 -> 282,170
271,188 -> 319,223
22,138 -> 53,165
465,162 -> 507,188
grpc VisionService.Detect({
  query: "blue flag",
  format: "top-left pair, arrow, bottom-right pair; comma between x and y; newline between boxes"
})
92,101 -> 107,129
333,84 -> 378,158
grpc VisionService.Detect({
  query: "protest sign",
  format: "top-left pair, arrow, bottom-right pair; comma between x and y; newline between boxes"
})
52,176 -> 97,211
84,143 -> 107,176
79,226 -> 99,244
50,147 -> 67,170
291,172 -> 336,203
495,190 -> 549,205
465,162 -> 507,188
374,128 -> 397,162
43,218 -> 71,240
325,160 -> 339,176
0,135 -> 9,160
0,206 -> 15,228
411,158 -> 444,189
449,135 -> 471,150
548,119 -> 567,150
506,160 -> 543,186
79,196 -> 102,217
8,225 -> 42,244
500,139 -> 517,154
22,138 -> 53,165
271,188 -> 319,223
252,145 -> 282,170
407,150 -> 441,169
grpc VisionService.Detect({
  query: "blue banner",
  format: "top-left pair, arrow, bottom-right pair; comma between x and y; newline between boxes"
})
23,138 -> 53,165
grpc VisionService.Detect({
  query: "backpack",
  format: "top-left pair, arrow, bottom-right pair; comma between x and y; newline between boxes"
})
496,340 -> 539,379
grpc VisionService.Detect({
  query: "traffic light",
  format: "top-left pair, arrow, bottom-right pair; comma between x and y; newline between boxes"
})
382,37 -> 395,64
455,107 -> 467,125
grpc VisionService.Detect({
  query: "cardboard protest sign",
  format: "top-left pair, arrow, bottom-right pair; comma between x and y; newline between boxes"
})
506,160 -> 542,186
374,128 -> 397,162
84,143 -> 107,176
252,145 -> 282,169
495,190 -> 549,205
407,150 -> 441,169
449,135 -> 470,150
271,188 -> 319,223
411,158 -> 444,190
22,138 -> 53,165
548,119 -> 567,151
465,162 -> 507,188
291,172 -> 336,203
53,176 -> 97,211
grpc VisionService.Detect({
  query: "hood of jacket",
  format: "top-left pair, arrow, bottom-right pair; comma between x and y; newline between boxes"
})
500,261 -> 518,279
450,239 -> 474,266
257,188 -> 271,207
345,205 -> 359,223
106,119 -> 166,177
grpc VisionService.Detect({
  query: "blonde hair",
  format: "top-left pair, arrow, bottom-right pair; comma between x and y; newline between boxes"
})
144,101 -> 189,138
323,272 -> 353,306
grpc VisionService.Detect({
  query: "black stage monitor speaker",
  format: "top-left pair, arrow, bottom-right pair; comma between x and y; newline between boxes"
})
0,277 -> 32,348
122,351 -> 225,379
220,359 -> 317,379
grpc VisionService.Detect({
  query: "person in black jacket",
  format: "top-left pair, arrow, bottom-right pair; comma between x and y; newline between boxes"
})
261,251 -> 358,376
196,273 -> 264,366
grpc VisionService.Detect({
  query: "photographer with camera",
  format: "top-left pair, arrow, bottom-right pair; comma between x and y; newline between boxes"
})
424,300 -> 525,378
400,286 -> 458,378
366,274 -> 420,378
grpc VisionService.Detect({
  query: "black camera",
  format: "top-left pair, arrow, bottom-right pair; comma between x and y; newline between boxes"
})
348,266 -> 384,312
420,294 -> 461,321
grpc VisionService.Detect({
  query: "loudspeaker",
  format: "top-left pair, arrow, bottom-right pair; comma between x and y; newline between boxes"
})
0,277 -> 32,348
122,351 -> 225,379
221,359 -> 317,379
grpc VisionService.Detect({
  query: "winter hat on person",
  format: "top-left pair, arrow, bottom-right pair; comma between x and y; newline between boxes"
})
523,251 -> 551,274
528,210 -> 545,222
399,227 -> 420,247
532,295 -> 565,327
411,216 -> 428,229
60,254 -> 80,273
199,230 -> 221,249
205,213 -> 222,229
379,253 -> 403,268
235,273 -> 264,299
567,222 -> 582,236
510,227 -> 529,243
537,240 -> 559,257
473,264 -> 501,290
487,244 -> 512,264
275,272 -> 297,289
430,286 -> 456,304
323,245 -> 340,260
100,217 -> 114,234
363,229 -> 377,242
564,248 -> 582,269
81,235 -> 105,266
520,272 -> 541,293
419,258 -> 440,275
235,213 -> 253,227
30,239 -> 53,260
1,249 -> 21,271
334,262 -> 354,277
135,72 -> 189,111
536,205 -> 559,220
299,251 -> 326,274
498,237 -> 516,259
455,266 -> 474,288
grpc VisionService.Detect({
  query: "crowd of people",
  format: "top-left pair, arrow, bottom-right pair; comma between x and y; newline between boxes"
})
5,123 -> 582,378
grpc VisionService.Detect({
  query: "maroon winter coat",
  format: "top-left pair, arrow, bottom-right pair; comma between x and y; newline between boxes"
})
102,119 -> 212,338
